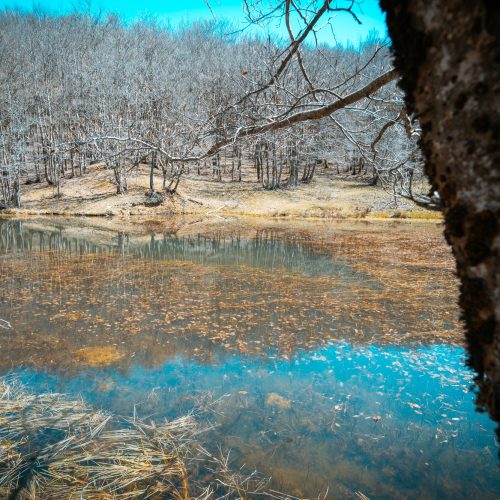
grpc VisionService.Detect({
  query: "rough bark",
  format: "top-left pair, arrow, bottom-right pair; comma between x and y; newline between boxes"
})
380,0 -> 500,424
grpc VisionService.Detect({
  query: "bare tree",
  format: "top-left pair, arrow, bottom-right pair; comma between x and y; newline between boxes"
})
0,5 -> 422,207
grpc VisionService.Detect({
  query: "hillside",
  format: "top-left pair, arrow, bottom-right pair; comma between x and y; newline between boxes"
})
3,161 -> 440,220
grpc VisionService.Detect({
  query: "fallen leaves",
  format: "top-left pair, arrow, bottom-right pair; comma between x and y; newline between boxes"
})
266,393 -> 292,410
0,220 -> 464,412
75,346 -> 125,367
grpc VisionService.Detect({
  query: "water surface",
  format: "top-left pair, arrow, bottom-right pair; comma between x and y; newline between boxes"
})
0,218 -> 498,498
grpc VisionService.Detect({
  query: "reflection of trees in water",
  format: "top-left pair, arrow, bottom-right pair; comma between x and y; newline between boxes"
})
0,220 -> 353,277
0,220 -> 111,256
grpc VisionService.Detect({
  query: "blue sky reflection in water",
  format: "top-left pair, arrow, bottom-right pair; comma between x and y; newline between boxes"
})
15,344 -> 499,498
0,219 -> 499,498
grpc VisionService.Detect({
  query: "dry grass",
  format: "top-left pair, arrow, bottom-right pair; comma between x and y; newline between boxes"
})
7,162 -> 440,220
0,377 -> 198,499
0,378 -> 298,500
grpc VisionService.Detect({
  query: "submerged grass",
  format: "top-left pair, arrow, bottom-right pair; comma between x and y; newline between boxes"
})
0,378 -> 292,500
0,377 -> 197,499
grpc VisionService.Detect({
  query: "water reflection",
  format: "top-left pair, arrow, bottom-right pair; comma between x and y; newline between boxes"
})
0,218 -> 356,276
0,218 -> 498,498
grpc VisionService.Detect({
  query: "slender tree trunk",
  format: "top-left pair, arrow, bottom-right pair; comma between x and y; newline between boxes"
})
70,149 -> 75,178
150,151 -> 157,193
381,0 -> 500,424
162,159 -> 169,192
13,172 -> 21,208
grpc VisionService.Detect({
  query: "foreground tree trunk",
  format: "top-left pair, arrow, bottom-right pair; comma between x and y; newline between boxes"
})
381,0 -> 500,423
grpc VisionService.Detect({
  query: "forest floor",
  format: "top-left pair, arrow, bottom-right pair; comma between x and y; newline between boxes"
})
3,161 -> 441,220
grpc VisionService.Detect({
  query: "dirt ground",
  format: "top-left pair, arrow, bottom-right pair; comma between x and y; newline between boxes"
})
3,161 -> 440,220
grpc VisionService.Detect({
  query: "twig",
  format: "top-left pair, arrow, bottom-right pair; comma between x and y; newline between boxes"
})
0,319 -> 11,330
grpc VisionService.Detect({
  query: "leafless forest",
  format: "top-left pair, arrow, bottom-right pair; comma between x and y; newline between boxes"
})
0,4 -> 433,210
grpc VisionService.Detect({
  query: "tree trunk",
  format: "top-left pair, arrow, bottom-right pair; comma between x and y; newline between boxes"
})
13,175 -> 21,208
381,0 -> 500,425
150,151 -> 157,193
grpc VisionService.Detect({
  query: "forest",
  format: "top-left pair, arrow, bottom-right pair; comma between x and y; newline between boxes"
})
0,6 -> 432,212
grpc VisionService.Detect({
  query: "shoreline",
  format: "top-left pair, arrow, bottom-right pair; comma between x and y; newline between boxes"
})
0,206 -> 443,222
2,164 -> 442,222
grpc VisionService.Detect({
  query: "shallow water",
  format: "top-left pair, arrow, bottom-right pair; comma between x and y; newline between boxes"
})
0,218 -> 498,498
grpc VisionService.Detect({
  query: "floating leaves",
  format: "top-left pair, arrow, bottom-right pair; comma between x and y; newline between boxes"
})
0,221 -> 462,375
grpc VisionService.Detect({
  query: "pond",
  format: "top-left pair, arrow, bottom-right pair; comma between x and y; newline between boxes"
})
0,217 -> 498,498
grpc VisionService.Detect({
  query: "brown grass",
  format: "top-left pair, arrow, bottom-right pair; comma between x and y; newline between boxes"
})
7,162 -> 441,220
0,378 -> 291,500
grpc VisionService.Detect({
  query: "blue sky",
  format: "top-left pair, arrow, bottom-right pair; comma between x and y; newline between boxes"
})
0,0 -> 388,46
